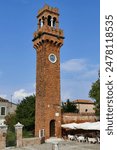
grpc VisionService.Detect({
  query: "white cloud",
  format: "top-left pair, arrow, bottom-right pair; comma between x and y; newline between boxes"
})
33,83 -> 36,89
61,58 -> 99,101
13,89 -> 34,101
2,59 -> 99,103
82,67 -> 99,79
61,59 -> 87,72
61,79 -> 92,101
0,94 -> 7,99
61,59 -> 99,80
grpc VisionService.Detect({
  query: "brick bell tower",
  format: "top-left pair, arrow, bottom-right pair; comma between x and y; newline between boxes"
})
32,5 -> 64,139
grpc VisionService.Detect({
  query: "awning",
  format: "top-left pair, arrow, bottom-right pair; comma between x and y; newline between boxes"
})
61,122 -> 100,130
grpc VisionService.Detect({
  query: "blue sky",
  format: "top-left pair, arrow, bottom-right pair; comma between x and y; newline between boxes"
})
0,0 -> 99,103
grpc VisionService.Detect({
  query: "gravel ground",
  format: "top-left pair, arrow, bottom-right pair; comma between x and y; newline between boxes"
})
6,141 -> 100,150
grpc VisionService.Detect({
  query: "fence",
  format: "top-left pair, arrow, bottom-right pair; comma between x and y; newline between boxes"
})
0,122 -> 41,149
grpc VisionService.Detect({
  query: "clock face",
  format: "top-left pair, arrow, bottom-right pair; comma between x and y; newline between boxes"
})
48,53 -> 57,63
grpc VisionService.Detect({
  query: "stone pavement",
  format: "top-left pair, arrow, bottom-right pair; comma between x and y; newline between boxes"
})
6,141 -> 100,150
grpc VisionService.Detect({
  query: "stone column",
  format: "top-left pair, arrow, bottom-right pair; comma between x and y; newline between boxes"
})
38,19 -> 41,28
56,21 -> 59,29
14,122 -> 24,147
51,18 -> 54,27
41,20 -> 44,27
0,123 -> 7,150
44,17 -> 48,26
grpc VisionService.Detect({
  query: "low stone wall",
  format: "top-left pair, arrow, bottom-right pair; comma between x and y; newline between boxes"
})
22,137 -> 41,147
0,133 -> 6,150
62,113 -> 99,124
0,124 -> 7,150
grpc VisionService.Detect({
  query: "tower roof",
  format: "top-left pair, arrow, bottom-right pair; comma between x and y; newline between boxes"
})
73,99 -> 94,104
33,4 -> 64,46
37,4 -> 59,18
0,97 -> 9,102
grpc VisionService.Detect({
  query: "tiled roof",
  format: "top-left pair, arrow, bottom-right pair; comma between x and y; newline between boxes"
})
0,97 -> 9,102
73,99 -> 94,104
0,97 -> 17,105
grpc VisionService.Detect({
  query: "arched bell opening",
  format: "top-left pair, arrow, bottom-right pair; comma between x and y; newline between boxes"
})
53,17 -> 56,28
48,15 -> 51,26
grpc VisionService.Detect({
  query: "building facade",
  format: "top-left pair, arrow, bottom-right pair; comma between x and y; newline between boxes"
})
33,5 -> 64,139
73,99 -> 95,114
62,99 -> 97,124
0,97 -> 17,123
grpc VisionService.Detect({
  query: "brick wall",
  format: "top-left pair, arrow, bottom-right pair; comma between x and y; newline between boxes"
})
62,113 -> 99,124
33,5 -> 64,139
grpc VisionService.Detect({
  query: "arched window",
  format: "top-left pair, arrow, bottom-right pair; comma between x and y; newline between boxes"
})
48,15 -> 51,26
85,109 -> 88,112
53,17 -> 56,28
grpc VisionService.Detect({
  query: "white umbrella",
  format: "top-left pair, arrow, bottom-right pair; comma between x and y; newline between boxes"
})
61,122 -> 100,130
61,123 -> 78,129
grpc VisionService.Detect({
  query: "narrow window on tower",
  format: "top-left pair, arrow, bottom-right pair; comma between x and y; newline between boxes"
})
48,15 -> 51,26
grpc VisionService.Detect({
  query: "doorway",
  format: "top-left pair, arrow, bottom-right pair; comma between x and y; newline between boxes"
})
50,120 -> 55,137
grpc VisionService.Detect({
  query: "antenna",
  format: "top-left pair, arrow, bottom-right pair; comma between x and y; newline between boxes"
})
11,94 -> 13,107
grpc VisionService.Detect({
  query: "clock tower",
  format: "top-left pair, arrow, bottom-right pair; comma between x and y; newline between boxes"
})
32,5 -> 64,139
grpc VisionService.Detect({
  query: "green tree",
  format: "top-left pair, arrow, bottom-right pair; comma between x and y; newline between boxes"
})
62,99 -> 78,113
15,95 -> 35,131
5,113 -> 17,130
89,73 -> 100,116
5,113 -> 16,147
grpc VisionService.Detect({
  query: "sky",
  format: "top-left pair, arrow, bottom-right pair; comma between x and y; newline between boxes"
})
0,0 -> 100,103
